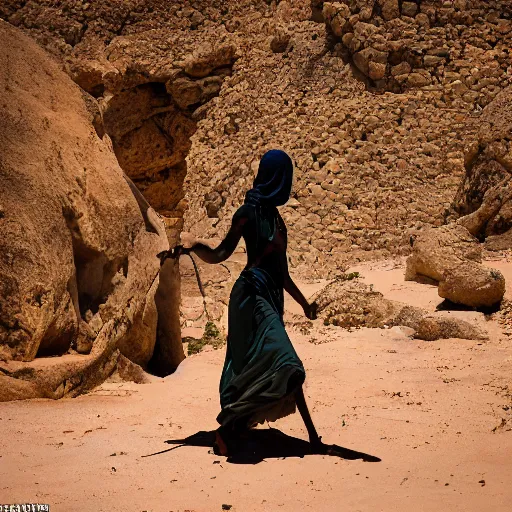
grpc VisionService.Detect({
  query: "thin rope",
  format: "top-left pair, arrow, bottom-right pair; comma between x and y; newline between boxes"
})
186,252 -> 211,321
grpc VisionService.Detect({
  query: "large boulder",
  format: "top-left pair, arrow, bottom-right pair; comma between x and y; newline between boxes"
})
0,22 -> 184,400
406,221 -> 505,308
450,85 -> 512,247
405,224 -> 482,283
390,305 -> 487,342
438,261 -> 505,309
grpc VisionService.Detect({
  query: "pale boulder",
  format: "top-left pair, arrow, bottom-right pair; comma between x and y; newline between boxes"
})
439,262 -> 505,309
0,22 -> 183,400
406,223 -> 505,308
405,224 -> 482,283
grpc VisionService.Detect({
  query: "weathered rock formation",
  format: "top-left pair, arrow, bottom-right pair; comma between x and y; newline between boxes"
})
313,277 -> 488,340
449,85 -> 512,249
2,1 -> 511,276
0,22 -> 184,400
94,35 -> 237,244
406,220 -> 505,308
0,1 -> 241,247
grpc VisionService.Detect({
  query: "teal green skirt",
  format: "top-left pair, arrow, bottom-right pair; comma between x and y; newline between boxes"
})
217,268 -> 305,429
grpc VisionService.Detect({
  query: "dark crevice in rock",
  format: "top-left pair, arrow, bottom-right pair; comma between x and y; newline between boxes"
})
66,22 -> 87,48
114,12 -> 131,37
311,1 -> 325,23
93,64 -> 233,254
89,83 -> 105,99
35,316 -> 75,358
63,206 -> 129,319
100,81 -> 196,221
148,259 -> 184,377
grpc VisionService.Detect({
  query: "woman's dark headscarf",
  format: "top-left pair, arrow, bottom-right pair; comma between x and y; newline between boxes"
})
244,150 -> 293,207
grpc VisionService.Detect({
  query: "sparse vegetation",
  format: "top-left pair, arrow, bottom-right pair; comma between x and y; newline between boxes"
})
335,272 -> 360,282
186,321 -> 226,356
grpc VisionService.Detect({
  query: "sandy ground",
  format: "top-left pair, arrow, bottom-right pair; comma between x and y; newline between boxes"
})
1,258 -> 512,512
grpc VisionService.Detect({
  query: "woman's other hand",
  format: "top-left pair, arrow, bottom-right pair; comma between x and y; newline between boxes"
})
303,301 -> 318,320
156,245 -> 191,266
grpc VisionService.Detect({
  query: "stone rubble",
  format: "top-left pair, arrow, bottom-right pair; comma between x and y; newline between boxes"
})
311,275 -> 488,340
321,0 -> 512,97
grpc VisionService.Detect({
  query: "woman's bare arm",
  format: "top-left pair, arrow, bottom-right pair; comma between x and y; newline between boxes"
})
187,215 -> 247,264
284,271 -> 309,311
280,250 -> 317,318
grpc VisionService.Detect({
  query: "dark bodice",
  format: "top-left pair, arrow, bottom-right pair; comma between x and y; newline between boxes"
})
233,203 -> 287,287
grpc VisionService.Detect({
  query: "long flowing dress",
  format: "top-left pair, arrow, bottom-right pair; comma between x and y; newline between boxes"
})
217,203 -> 306,430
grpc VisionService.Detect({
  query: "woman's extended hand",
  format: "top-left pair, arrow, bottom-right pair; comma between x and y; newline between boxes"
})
156,245 -> 192,266
172,244 -> 191,259
303,301 -> 318,320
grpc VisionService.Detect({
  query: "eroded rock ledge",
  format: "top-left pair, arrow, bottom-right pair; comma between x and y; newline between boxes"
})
0,22 -> 184,400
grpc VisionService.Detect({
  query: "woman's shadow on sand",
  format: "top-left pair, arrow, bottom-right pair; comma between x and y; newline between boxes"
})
143,427 -> 381,464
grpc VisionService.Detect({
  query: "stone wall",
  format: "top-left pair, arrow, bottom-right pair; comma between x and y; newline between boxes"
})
321,1 -> 511,104
184,1 -> 512,275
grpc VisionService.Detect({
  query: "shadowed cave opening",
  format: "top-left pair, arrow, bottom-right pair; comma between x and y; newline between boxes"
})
36,214 -> 130,358
95,70 -> 232,375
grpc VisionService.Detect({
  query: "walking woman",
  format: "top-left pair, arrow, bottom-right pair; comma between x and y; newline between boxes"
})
164,150 -> 325,456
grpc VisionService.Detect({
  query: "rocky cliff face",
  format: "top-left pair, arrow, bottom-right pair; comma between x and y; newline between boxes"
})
1,1 -> 511,274
0,21 -> 183,400
3,1 -> 511,276
448,85 -> 512,248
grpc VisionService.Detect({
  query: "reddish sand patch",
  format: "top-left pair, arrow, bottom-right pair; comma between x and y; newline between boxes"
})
1,260 -> 512,512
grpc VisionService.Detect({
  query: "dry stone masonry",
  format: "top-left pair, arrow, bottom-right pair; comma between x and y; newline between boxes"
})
321,0 -> 512,101
184,0 -> 512,275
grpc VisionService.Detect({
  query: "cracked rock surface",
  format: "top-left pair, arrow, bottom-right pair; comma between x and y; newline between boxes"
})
0,22 -> 183,400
